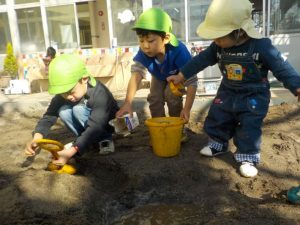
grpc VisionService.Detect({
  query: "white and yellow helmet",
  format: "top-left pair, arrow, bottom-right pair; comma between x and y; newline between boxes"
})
197,0 -> 263,39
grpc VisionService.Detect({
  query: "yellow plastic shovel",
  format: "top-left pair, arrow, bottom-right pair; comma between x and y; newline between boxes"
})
35,139 -> 77,175
170,82 -> 186,97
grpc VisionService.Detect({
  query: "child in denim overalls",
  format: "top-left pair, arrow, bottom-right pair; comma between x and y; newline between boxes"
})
167,0 -> 300,177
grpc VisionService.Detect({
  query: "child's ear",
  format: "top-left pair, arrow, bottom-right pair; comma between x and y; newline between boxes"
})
163,33 -> 171,44
80,76 -> 89,84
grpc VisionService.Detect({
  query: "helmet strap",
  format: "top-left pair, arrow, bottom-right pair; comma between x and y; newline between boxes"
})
234,29 -> 248,46
234,29 -> 241,43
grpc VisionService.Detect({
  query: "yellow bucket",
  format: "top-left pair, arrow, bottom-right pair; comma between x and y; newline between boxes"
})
145,117 -> 185,157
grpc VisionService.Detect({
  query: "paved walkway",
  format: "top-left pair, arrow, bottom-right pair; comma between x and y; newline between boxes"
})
0,88 -> 298,119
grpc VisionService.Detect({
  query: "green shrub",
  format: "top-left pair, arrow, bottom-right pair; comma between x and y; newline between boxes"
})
3,42 -> 18,78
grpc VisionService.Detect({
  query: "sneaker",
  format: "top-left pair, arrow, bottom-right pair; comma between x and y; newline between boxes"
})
200,145 -> 228,156
239,161 -> 258,178
99,139 -> 115,155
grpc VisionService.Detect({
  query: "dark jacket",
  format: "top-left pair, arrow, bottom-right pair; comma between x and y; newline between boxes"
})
34,80 -> 119,151
181,38 -> 300,95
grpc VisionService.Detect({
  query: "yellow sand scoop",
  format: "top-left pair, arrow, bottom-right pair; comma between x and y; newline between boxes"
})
35,139 -> 77,175
170,82 -> 186,97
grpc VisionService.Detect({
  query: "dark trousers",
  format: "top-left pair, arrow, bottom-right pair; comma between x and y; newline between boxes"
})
204,84 -> 270,155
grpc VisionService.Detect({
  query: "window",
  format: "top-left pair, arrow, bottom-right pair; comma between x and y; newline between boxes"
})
270,0 -> 300,34
76,2 -> 92,48
111,0 -> 143,46
252,10 -> 263,32
16,7 -> 45,53
15,0 -> 38,3
153,0 -> 185,41
0,12 -> 11,54
0,0 -> 6,5
46,5 -> 78,49
188,1 -> 210,41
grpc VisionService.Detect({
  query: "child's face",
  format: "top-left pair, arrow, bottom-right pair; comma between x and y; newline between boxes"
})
138,33 -> 169,58
61,77 -> 88,102
214,35 -> 236,48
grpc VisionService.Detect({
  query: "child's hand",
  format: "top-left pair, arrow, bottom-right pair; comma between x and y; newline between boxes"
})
24,140 -> 39,156
180,108 -> 190,123
167,72 -> 185,85
24,133 -> 43,156
296,88 -> 300,102
116,102 -> 133,118
52,145 -> 77,166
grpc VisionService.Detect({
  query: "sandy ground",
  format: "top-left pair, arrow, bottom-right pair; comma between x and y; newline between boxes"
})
0,96 -> 300,225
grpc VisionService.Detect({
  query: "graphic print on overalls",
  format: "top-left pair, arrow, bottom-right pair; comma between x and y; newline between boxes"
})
219,40 -> 265,87
225,64 -> 243,81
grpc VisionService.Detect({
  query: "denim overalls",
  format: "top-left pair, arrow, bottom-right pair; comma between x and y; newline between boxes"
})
204,40 -> 270,163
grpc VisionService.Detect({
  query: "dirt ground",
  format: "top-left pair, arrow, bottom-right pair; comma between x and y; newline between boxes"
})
0,102 -> 300,225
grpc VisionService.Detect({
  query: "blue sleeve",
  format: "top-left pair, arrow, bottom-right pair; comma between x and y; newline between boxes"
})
259,38 -> 300,95
133,49 -> 149,67
180,42 -> 218,79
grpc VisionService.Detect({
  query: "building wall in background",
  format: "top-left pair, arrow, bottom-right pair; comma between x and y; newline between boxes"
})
0,0 -> 300,93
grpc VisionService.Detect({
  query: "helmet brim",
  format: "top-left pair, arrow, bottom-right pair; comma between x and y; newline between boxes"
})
197,19 -> 263,40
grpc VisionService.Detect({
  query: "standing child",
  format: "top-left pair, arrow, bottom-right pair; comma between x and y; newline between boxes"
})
167,0 -> 300,177
24,54 -> 119,165
43,46 -> 56,76
116,8 -> 198,135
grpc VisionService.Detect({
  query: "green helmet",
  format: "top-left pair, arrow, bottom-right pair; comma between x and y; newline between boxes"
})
48,54 -> 96,94
133,8 -> 178,47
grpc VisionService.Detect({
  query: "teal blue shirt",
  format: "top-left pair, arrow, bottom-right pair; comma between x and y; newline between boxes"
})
133,41 -> 192,81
